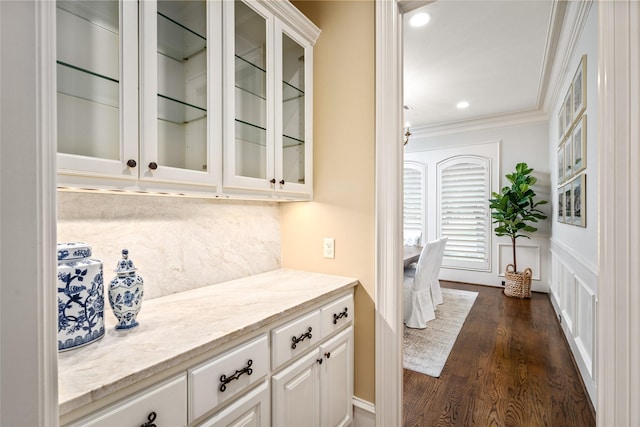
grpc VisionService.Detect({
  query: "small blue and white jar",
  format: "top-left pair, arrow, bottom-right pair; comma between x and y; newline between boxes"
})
57,242 -> 105,351
108,249 -> 144,330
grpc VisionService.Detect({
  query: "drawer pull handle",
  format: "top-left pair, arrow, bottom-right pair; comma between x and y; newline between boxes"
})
325,352 -> 331,359
317,358 -> 323,365
219,359 -> 253,392
291,327 -> 313,349
333,308 -> 349,324
140,411 -> 157,427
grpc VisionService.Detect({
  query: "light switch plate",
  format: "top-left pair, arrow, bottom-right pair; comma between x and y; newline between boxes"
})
323,238 -> 335,259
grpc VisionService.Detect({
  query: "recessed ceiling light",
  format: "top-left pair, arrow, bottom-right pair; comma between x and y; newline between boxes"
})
456,101 -> 470,109
409,13 -> 431,28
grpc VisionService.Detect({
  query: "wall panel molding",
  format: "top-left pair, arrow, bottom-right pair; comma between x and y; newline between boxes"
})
550,238 -> 597,285
549,249 -> 596,403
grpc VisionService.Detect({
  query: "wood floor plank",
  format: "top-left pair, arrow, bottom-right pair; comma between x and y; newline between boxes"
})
403,282 -> 595,427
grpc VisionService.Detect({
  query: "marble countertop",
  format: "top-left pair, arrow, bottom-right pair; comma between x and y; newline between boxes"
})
58,269 -> 358,416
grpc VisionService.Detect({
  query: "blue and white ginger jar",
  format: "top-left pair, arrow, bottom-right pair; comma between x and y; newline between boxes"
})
57,242 -> 105,351
108,249 -> 144,330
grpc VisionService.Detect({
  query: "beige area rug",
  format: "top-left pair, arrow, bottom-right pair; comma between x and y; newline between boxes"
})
403,288 -> 478,378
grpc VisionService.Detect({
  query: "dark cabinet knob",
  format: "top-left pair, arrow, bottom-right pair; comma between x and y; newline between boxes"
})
127,159 -> 137,168
270,178 -> 276,184
148,162 -> 158,170
279,179 -> 285,185
317,358 -> 323,365
325,352 -> 331,359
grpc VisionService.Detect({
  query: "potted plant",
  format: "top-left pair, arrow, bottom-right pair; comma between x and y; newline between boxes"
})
489,162 -> 548,298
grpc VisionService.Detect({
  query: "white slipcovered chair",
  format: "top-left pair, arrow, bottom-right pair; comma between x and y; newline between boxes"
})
429,237 -> 448,307
403,237 -> 448,328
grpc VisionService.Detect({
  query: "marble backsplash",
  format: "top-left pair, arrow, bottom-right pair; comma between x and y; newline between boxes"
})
57,191 -> 281,300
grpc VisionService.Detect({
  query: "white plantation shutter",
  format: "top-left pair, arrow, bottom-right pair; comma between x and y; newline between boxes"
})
437,156 -> 491,271
403,162 -> 425,246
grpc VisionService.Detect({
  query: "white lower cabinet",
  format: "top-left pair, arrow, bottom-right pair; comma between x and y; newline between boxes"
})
189,335 -> 269,422
65,374 -> 188,427
271,309 -> 321,370
197,381 -> 270,427
272,349 -> 321,427
319,327 -> 354,427
272,326 -> 353,427
62,291 -> 354,427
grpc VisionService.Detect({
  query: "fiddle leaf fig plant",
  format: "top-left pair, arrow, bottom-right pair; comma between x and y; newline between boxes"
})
489,162 -> 548,273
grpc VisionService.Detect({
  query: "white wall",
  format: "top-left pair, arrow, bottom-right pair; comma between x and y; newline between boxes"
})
547,2 -> 597,405
549,5 -> 598,269
405,120 -> 551,291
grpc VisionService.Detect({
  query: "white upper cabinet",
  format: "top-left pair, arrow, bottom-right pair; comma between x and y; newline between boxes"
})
56,0 -> 317,200
139,0 -> 222,189
56,0 -> 138,181
223,0 -> 317,200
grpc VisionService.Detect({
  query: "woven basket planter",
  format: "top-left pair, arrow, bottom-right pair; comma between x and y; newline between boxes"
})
504,264 -> 532,299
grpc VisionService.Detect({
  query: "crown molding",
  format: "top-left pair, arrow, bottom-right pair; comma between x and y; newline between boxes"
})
397,0 -> 435,14
410,108 -> 548,139
536,0 -> 567,109
259,0 -> 321,44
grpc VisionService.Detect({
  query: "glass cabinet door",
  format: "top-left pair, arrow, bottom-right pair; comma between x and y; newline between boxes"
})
140,0 -> 220,187
224,0 -> 274,191
277,28 -> 311,194
224,1 -> 313,197
56,0 -> 138,179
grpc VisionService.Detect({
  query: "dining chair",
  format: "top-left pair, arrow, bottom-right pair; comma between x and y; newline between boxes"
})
403,239 -> 440,328
429,236 -> 448,308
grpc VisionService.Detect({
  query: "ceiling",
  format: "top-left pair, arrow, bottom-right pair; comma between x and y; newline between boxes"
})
402,0 -> 561,132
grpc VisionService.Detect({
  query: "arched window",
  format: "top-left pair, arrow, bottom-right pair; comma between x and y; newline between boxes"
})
437,156 -> 491,271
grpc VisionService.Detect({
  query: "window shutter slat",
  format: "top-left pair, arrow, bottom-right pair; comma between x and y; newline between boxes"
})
403,164 -> 425,246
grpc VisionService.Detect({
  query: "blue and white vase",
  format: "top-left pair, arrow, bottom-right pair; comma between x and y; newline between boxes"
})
57,242 -> 105,351
108,249 -> 144,330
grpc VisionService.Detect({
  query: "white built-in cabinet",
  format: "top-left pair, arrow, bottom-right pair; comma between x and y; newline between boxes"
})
61,290 -> 353,427
56,0 -> 139,181
222,0 -> 313,198
64,374 -> 188,427
272,327 -> 353,427
56,0 -> 318,200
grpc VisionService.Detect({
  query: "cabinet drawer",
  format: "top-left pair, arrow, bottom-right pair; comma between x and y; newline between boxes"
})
196,380 -> 269,427
320,293 -> 354,339
64,374 -> 187,427
271,309 -> 321,370
189,335 -> 269,422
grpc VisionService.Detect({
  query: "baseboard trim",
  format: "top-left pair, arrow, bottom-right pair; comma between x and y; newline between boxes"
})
353,397 -> 375,427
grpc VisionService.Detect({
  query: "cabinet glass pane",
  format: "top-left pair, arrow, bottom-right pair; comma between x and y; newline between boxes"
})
56,1 -> 120,160
282,34 -> 305,184
234,1 -> 267,180
156,0 -> 207,171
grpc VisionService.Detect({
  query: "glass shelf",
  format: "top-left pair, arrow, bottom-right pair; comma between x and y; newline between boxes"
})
57,0 -> 118,34
57,61 -> 119,108
157,11 -> 206,62
235,55 -> 266,100
235,119 -> 304,148
283,135 -> 305,148
235,119 -> 266,146
235,55 -> 305,101
157,94 -> 206,125
283,81 -> 304,103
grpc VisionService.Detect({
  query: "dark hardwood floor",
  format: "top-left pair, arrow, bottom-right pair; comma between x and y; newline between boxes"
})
403,281 -> 595,427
